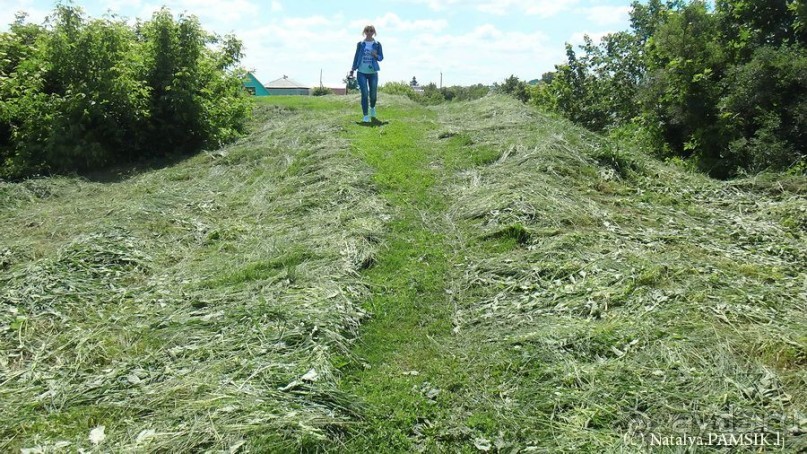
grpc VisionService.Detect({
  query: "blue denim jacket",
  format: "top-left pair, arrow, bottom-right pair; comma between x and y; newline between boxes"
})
352,41 -> 384,73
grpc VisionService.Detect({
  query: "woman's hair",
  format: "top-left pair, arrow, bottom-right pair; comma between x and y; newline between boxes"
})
362,25 -> 376,36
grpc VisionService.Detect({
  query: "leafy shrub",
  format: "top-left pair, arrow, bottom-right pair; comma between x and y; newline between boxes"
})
379,81 -> 490,105
720,45 -> 807,173
380,81 -> 417,98
496,75 -> 530,103
525,0 -> 807,178
311,86 -> 333,96
444,83 -> 490,102
0,6 -> 249,180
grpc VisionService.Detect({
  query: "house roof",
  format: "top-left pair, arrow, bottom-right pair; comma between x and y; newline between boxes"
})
243,72 -> 265,87
265,75 -> 309,89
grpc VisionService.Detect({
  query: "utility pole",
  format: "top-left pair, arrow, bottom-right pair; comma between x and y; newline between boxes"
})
440,72 -> 443,89
320,68 -> 323,88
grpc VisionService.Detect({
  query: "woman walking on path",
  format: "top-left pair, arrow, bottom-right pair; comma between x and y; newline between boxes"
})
349,25 -> 384,123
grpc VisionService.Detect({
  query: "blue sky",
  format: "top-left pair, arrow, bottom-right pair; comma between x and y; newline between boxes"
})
1,0 -> 634,87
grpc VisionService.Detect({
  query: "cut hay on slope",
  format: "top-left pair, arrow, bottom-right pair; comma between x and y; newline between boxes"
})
435,96 -> 807,451
0,101 -> 387,451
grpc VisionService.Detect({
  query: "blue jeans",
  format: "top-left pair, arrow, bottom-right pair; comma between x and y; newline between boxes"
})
357,72 -> 378,116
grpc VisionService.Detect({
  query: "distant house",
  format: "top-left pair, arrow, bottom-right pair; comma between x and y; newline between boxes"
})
242,72 -> 270,96
265,75 -> 310,96
329,87 -> 347,95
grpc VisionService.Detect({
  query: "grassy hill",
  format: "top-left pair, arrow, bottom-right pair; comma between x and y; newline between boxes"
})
1,94 -> 805,452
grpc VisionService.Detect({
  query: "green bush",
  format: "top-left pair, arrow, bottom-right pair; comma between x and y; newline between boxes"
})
311,86 -> 333,96
526,0 -> 807,178
0,6 -> 249,180
379,81 -> 489,105
496,75 -> 529,103
380,81 -> 417,98
720,45 -> 807,173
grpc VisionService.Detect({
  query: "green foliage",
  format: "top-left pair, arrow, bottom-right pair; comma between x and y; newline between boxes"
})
640,1 -> 728,170
43,6 -> 149,169
721,44 -> 807,173
311,86 -> 332,96
379,81 -> 416,98
530,31 -> 643,132
793,0 -> 807,38
0,5 -> 249,179
528,0 -> 807,178
441,83 -> 490,102
497,74 -> 529,102
0,15 -> 51,176
379,81 -> 490,105
140,9 -> 248,155
419,82 -> 449,105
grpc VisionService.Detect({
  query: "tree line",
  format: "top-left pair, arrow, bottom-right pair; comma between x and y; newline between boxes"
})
502,0 -> 807,178
0,5 -> 249,180
380,81 -> 491,105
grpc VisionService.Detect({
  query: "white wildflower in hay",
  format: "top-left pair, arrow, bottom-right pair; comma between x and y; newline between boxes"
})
89,426 -> 105,445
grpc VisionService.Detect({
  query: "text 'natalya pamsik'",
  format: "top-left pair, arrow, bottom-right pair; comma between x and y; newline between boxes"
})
638,432 -> 783,447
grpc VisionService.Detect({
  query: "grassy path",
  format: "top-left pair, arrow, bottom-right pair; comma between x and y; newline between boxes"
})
335,102 -> 470,452
333,99 -> 531,452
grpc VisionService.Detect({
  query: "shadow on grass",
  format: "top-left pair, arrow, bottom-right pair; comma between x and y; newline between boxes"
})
355,118 -> 390,127
76,151 -> 197,183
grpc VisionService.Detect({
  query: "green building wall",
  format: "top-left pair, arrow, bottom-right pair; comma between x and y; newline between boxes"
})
242,72 -> 270,96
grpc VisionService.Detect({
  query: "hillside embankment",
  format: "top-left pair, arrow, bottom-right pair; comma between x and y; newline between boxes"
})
1,95 -> 805,452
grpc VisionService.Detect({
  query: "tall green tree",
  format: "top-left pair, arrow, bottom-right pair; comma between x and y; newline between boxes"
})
531,0 -> 806,177
640,1 -> 728,166
720,45 -> 807,172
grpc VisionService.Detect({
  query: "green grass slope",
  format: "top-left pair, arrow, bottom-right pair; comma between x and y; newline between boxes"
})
1,97 -> 387,451
431,98 -> 807,452
1,94 -> 805,452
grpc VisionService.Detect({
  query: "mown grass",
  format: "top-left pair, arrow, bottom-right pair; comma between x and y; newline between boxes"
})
328,94 -> 806,452
0,96 -> 385,452
435,96 -> 807,451
1,93 -> 805,452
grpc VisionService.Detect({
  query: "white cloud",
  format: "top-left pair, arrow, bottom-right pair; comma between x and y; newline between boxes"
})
394,24 -> 555,86
349,12 -> 448,34
0,0 -> 49,29
137,0 -> 260,30
400,0 -> 465,12
271,1 -> 283,12
241,9 -> 564,88
477,0 -> 580,18
282,15 -> 332,28
98,0 -> 144,15
238,15 -> 356,85
399,0 -> 580,18
578,5 -> 631,27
